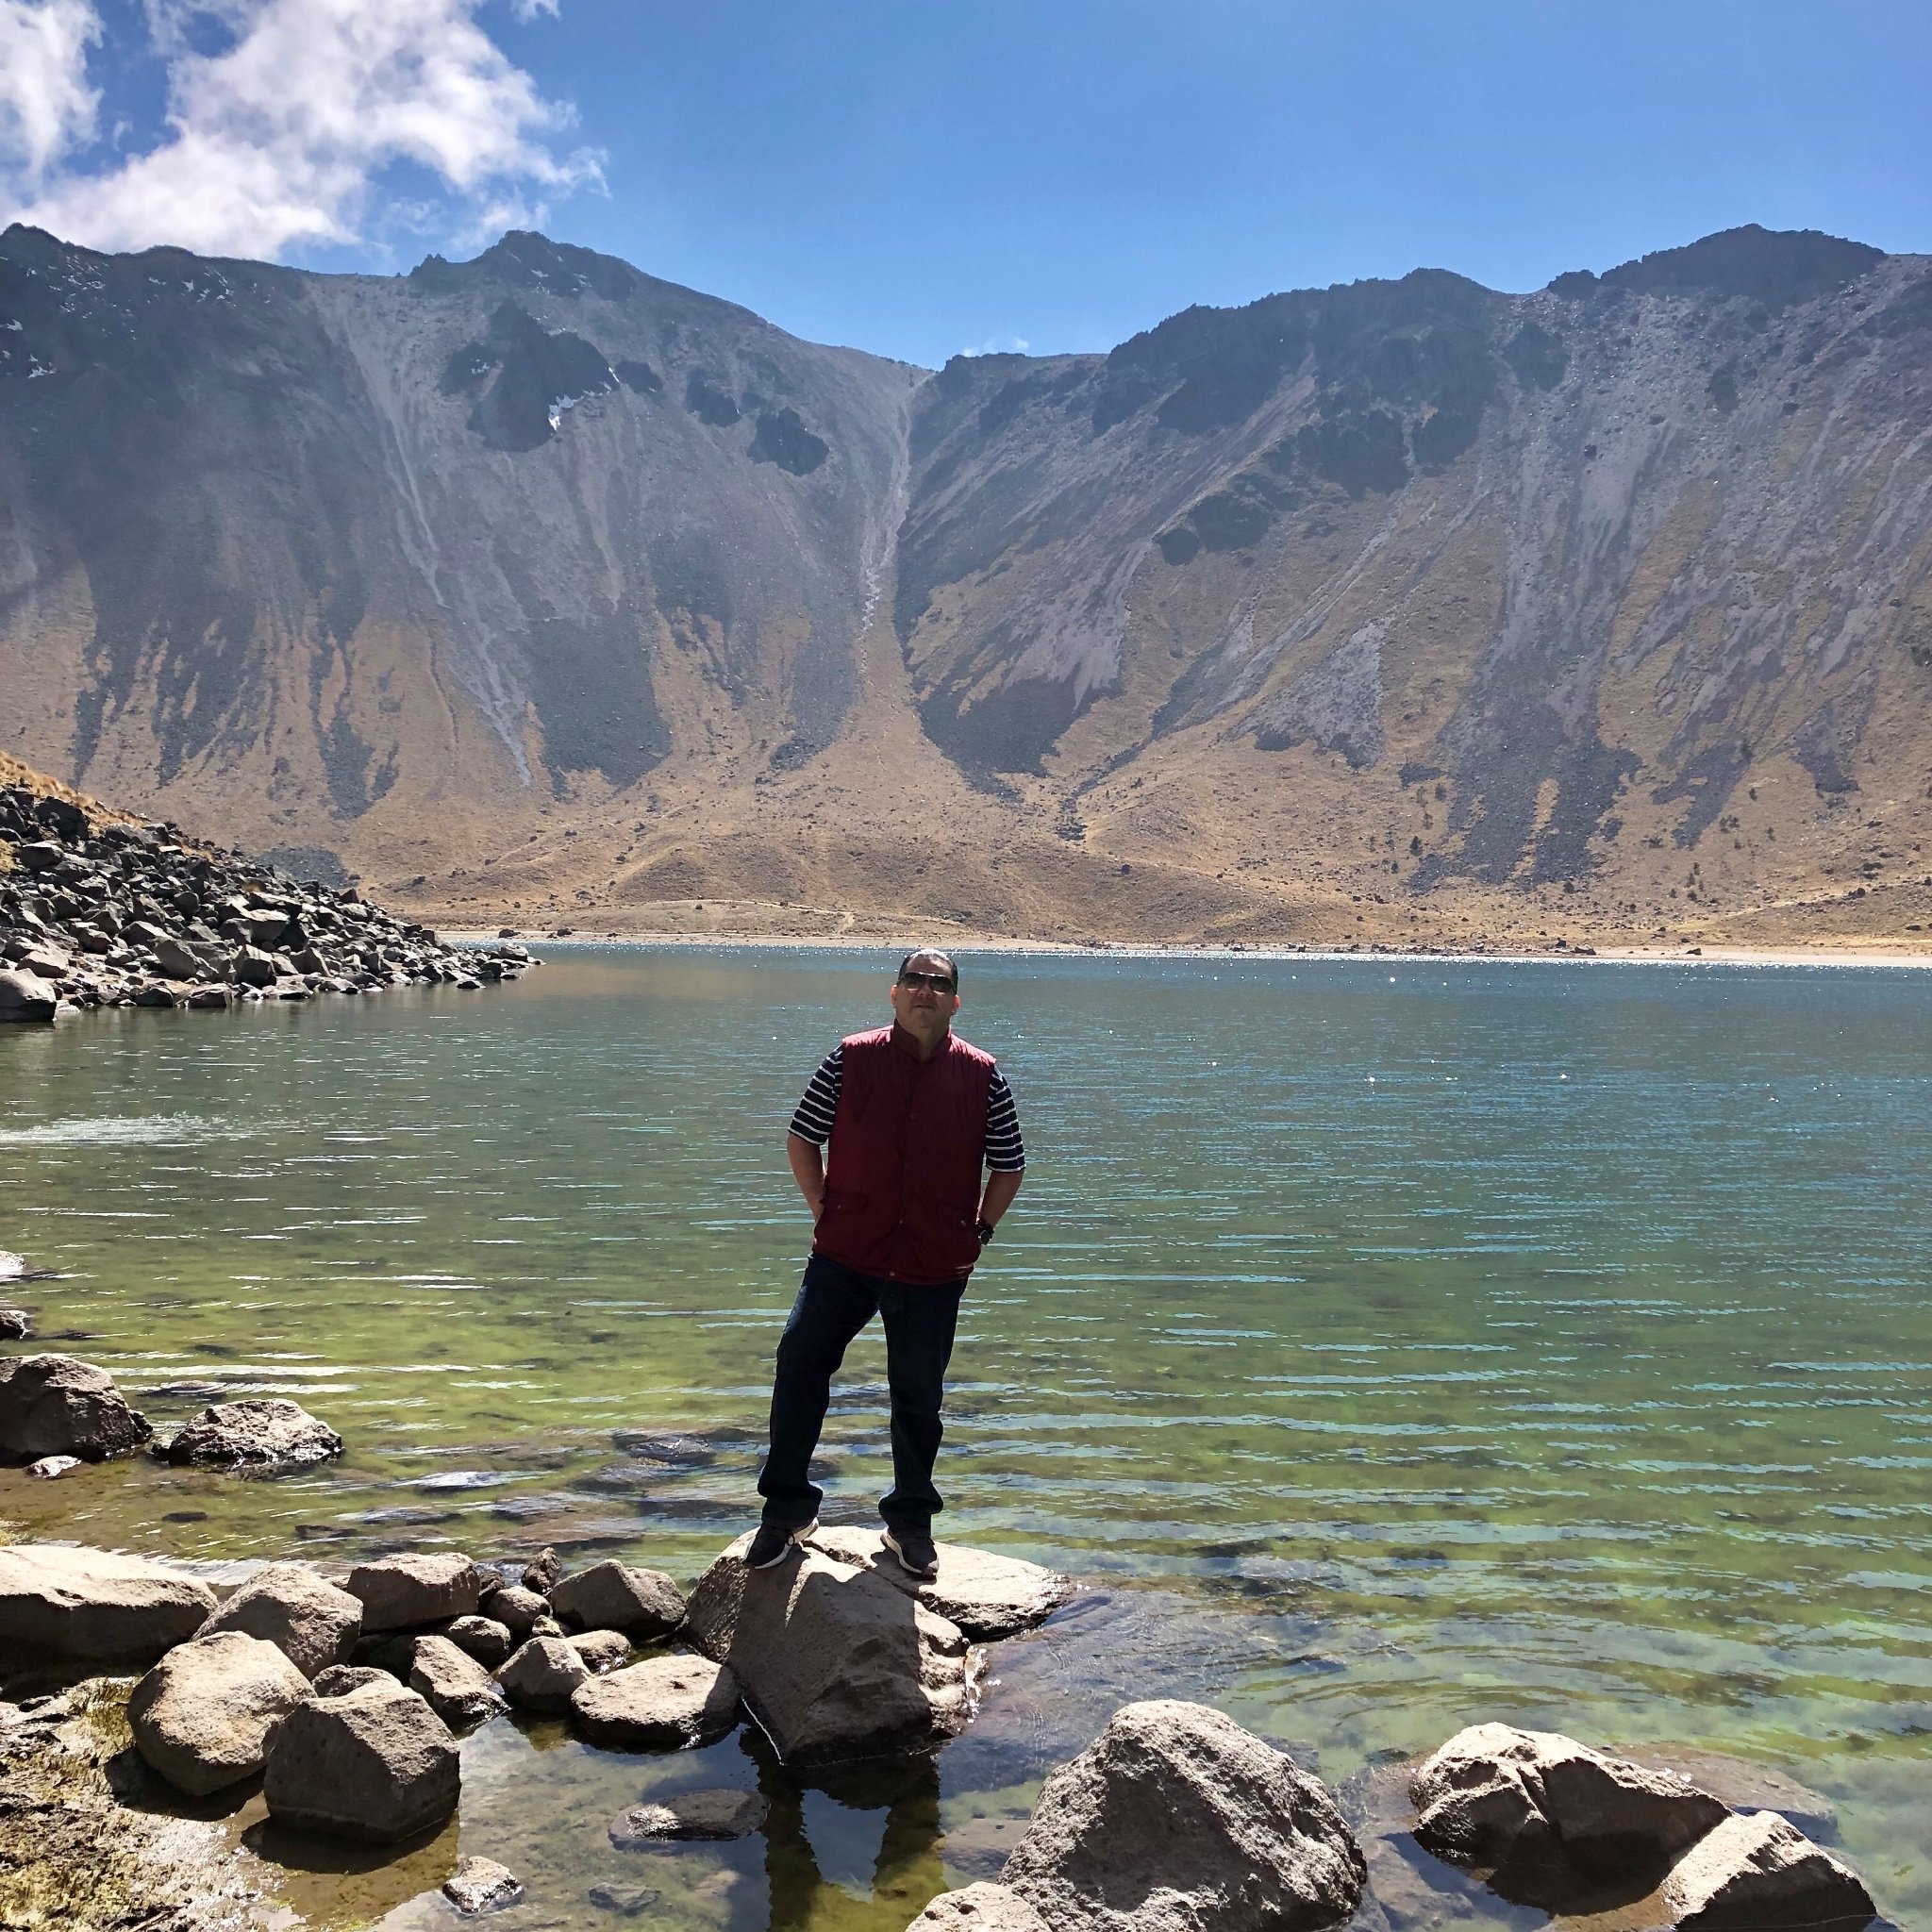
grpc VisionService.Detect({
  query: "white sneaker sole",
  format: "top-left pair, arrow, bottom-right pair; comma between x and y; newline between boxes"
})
882,1528 -> 938,1579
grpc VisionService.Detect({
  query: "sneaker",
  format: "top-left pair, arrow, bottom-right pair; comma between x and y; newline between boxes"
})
747,1516 -> 816,1570
882,1525 -> 939,1579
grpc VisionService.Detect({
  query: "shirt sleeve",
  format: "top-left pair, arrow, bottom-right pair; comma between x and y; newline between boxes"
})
788,1044 -> 842,1145
985,1066 -> 1026,1172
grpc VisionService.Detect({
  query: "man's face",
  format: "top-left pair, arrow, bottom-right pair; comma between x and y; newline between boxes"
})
890,952 -> 960,1042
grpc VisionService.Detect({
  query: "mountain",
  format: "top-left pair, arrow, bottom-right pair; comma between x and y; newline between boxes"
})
2,222 -> 1929,951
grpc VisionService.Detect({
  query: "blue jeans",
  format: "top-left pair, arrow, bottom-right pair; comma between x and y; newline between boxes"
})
757,1253 -> 965,1531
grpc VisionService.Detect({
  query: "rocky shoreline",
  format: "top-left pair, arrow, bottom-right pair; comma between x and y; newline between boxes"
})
0,783 -> 530,1022
0,1350 -> 1892,1932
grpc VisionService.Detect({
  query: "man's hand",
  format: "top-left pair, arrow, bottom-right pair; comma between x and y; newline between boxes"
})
787,1134 -> 827,1221
977,1168 -> 1024,1241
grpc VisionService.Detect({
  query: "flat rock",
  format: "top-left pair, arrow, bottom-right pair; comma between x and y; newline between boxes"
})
608,1788 -> 769,1844
197,1561 -> 362,1677
570,1652 -> 741,1751
568,1627 -> 633,1674
907,1883 -> 1051,1932
262,1676 -> 460,1843
548,1558 -> 685,1640
1659,1810 -> 1874,1929
0,1542 -> 217,1669
0,1355 -> 151,1462
128,1628 -> 310,1795
442,1855 -> 525,1915
497,1634 -> 590,1712
685,1534 -> 975,1766
346,1551 -> 481,1630
489,1584 -> 547,1639
1001,1700 -> 1365,1932
408,1633 -> 507,1729
808,1526 -> 1074,1640
1410,1723 -> 1729,1905
160,1397 -> 342,1469
446,1614 -> 514,1668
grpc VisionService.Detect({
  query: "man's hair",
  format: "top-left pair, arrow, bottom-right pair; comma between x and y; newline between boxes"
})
898,947 -> 958,989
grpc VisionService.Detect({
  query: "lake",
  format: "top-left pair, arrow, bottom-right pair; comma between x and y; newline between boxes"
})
2,947 -> 1928,1929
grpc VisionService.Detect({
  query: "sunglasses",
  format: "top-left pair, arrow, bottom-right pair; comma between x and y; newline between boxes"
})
898,970 -> 957,991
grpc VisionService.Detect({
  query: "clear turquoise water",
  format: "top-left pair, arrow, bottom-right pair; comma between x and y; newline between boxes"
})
2,948 -> 1928,1929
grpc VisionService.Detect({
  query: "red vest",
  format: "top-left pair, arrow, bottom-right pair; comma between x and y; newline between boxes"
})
813,1024 -> 995,1285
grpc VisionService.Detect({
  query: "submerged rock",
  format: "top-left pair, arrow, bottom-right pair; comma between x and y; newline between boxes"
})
1657,1810 -> 1874,1928
907,1884 -> 1051,1932
587,1880 -> 662,1915
443,1856 -> 525,1915
0,1354 -> 151,1463
0,1542 -> 216,1672
196,1561 -> 362,1677
608,1788 -> 769,1845
346,1552 -> 481,1631
1001,1700 -> 1365,1932
808,1526 -> 1074,1640
127,1629 -> 310,1795
570,1652 -> 741,1751
685,1533 -> 976,1767
262,1676 -> 460,1842
548,1558 -> 684,1640
159,1397 -> 342,1470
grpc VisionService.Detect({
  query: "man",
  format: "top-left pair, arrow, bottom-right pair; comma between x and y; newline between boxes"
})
749,947 -> 1026,1578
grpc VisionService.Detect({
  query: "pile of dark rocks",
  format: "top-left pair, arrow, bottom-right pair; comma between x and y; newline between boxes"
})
0,785 -> 527,1021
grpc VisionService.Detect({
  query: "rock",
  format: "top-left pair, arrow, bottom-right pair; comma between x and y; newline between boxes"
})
161,1397 -> 342,1468
530,1612 -> 565,1640
313,1664 -> 391,1696
608,1788 -> 770,1845
408,1634 -> 508,1729
445,1614 -> 514,1668
261,1676 -> 460,1843
570,1653 -> 742,1751
0,966 -> 58,1021
1657,1810 -> 1874,1929
154,936 -> 223,981
1624,1744 -> 1839,1840
497,1634 -> 590,1712
568,1628 -> 633,1674
443,1856 -> 525,1915
0,1542 -> 217,1667
232,945 -> 277,987
197,1561 -> 362,1677
0,1308 -> 29,1339
127,1629 -> 310,1795
1410,1724 -> 1729,1897
808,1526 -> 1074,1640
1001,1701 -> 1365,1932
685,1533 -> 976,1767
588,1880 -> 662,1915
521,1546 -> 562,1593
549,1559 -> 685,1640
907,1884 -> 1051,1932
346,1551 -> 481,1630
27,1454 -> 80,1478
0,1354 -> 152,1462
489,1584 -> 547,1640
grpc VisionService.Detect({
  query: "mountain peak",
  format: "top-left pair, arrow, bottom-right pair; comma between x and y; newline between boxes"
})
1554,225 -> 1884,308
408,229 -> 641,301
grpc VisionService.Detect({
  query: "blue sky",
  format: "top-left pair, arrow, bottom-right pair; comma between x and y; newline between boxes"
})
4,0 -> 1929,367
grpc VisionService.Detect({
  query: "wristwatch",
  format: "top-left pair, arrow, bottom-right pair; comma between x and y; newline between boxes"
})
974,1219 -> 996,1244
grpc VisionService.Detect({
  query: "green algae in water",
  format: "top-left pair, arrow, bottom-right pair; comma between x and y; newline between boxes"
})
3,949 -> 1930,1928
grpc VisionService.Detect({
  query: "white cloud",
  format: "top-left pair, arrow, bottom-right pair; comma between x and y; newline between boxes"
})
4,0 -> 600,260
0,0 -> 101,183
959,334 -> 1032,358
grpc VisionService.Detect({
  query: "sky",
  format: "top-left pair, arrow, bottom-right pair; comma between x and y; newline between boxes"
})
2,0 -> 1929,369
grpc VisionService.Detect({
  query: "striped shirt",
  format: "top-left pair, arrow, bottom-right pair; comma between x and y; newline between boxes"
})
790,1043 -> 1027,1172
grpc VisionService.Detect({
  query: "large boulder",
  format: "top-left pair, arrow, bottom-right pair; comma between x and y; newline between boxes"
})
0,1355 -> 151,1462
684,1534 -> 976,1767
808,1527 -> 1073,1641
547,1558 -> 685,1640
570,1653 -> 741,1751
196,1562 -> 362,1677
0,966 -> 58,1022
445,1614 -> 514,1669
488,1585 -> 547,1640
261,1677 -> 460,1842
160,1398 -> 342,1469
0,1542 -> 216,1668
907,1885 -> 1050,1932
1000,1701 -> 1365,1932
1657,1810 -> 1874,1929
346,1552 -> 481,1631
127,1629 -> 310,1795
496,1634 -> 590,1713
1411,1724 -> 1729,1899
408,1634 -> 508,1729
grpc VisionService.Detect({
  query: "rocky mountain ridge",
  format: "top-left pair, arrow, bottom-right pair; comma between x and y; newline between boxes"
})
2,222 -> 1928,950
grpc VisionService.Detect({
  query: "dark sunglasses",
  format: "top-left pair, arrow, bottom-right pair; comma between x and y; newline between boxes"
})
898,970 -> 957,991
